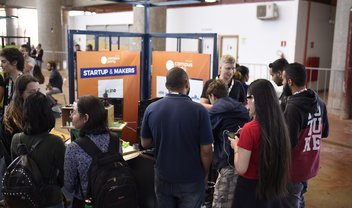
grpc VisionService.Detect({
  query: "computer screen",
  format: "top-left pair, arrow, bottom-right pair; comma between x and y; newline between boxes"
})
100,98 -> 124,120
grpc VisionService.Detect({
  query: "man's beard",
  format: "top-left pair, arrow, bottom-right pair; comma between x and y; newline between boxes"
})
283,83 -> 292,97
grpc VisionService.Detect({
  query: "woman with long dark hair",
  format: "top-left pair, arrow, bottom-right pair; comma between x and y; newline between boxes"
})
229,79 -> 291,207
64,95 -> 111,208
2,75 -> 39,159
10,92 -> 65,208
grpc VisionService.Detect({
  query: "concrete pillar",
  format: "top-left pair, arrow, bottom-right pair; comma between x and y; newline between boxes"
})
36,0 -> 63,67
5,8 -> 19,45
328,0 -> 352,119
131,0 -> 166,51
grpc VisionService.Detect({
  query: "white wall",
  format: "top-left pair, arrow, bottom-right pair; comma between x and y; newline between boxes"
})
67,1 -> 334,70
295,1 -> 335,90
295,1 -> 335,67
0,9 -> 38,45
68,12 -> 133,30
68,12 -> 133,48
166,1 -> 299,66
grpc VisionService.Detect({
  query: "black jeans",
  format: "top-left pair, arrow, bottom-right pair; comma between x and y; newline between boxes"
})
72,197 -> 84,208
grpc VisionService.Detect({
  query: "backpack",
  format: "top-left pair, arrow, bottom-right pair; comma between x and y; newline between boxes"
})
2,137 -> 45,208
75,134 -> 138,208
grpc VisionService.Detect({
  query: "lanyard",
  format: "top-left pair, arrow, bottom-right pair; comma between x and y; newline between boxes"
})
227,79 -> 234,93
216,76 -> 234,93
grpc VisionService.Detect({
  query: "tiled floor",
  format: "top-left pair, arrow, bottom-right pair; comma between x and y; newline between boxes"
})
52,69 -> 352,207
305,114 -> 352,208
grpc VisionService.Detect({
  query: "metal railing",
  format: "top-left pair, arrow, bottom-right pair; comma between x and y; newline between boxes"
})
242,63 -> 345,113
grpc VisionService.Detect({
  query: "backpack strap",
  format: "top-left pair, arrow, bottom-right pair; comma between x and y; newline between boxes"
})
17,133 -> 44,156
75,136 -> 102,157
75,133 -> 120,157
108,133 -> 120,154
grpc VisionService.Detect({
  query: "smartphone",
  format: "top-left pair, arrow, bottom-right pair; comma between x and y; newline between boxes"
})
226,131 -> 237,139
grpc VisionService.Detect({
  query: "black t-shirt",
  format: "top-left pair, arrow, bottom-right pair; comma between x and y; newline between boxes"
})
201,78 -> 245,103
49,70 -> 63,92
3,76 -> 14,107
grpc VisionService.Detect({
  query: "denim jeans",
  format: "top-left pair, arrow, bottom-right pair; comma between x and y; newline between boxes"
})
154,173 -> 205,208
281,181 -> 308,208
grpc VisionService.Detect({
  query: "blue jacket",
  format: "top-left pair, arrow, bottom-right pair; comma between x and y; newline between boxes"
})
209,97 -> 250,170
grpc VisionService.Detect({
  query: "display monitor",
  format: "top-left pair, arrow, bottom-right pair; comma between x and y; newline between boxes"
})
100,98 -> 124,120
137,97 -> 162,150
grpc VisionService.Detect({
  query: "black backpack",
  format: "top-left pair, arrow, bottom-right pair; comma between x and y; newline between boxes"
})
75,134 -> 138,208
2,137 -> 45,208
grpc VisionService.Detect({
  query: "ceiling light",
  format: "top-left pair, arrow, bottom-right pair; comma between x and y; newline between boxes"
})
205,0 -> 217,2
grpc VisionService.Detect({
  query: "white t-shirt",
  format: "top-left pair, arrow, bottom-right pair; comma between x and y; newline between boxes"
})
270,80 -> 283,98
25,56 -> 36,76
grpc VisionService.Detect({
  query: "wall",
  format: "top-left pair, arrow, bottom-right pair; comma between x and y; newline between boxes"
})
295,1 -> 335,67
68,12 -> 133,48
295,1 -> 335,91
0,9 -> 38,45
166,1 -> 299,66
329,0 -> 352,118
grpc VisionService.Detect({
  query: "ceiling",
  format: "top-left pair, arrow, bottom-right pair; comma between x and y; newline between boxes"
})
71,0 -> 337,14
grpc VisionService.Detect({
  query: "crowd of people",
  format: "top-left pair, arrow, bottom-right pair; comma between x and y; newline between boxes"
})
141,55 -> 329,208
0,45 -> 329,208
0,46 -> 66,207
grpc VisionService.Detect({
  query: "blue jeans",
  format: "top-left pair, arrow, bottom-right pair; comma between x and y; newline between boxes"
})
281,181 -> 308,208
154,174 -> 205,208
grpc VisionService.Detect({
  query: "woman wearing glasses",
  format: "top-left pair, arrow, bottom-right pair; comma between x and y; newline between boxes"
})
229,79 -> 291,207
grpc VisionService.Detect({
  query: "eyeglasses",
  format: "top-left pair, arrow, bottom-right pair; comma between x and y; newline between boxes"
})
246,95 -> 253,99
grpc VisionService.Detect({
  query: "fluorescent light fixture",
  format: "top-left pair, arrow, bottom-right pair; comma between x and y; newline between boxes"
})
205,0 -> 217,2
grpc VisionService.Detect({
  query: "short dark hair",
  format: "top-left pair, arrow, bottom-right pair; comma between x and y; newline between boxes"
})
165,67 -> 188,91
23,92 -> 55,135
269,58 -> 288,73
236,65 -> 249,77
284,63 -> 307,87
77,95 -> 108,136
0,47 -> 24,71
20,44 -> 30,53
86,44 -> 93,51
206,79 -> 228,98
48,61 -> 57,70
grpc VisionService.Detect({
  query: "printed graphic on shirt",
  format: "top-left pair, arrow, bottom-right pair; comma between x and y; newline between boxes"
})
303,105 -> 322,152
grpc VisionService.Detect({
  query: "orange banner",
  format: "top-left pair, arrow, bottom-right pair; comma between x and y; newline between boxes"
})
77,51 -> 140,143
152,51 -> 211,100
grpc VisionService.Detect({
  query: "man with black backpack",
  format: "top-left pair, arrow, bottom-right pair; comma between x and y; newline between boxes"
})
64,96 -> 137,208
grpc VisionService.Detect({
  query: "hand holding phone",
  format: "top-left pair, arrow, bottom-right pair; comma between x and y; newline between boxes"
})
226,131 -> 237,139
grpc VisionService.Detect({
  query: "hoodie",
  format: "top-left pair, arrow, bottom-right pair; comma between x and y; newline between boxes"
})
209,97 -> 250,170
284,89 -> 329,182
